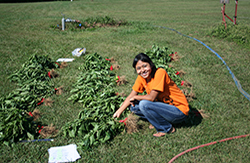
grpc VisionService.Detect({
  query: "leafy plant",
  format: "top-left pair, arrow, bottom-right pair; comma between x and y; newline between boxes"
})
0,79 -> 55,111
78,52 -> 112,71
8,54 -> 58,85
53,16 -> 130,31
62,94 -> 125,149
0,54 -> 59,145
208,23 -> 250,47
2,54 -> 58,111
64,52 -> 126,149
83,16 -> 127,26
145,45 -> 183,86
0,106 -> 38,146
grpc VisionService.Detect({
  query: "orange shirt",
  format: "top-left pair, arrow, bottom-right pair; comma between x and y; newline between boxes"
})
132,68 -> 189,115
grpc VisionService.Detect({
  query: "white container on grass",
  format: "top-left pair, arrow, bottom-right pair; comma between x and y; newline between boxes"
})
72,48 -> 86,57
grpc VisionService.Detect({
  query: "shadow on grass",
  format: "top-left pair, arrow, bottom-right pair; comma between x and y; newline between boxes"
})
175,105 -> 203,129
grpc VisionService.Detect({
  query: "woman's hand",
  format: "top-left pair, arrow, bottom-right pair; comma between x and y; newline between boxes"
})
112,90 -> 138,118
129,97 -> 136,106
113,109 -> 122,118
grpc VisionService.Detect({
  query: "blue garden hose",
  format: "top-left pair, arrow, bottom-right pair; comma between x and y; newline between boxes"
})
19,139 -> 54,143
154,26 -> 250,101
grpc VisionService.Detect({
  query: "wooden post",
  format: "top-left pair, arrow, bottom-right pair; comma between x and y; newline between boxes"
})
221,3 -> 227,29
234,0 -> 238,25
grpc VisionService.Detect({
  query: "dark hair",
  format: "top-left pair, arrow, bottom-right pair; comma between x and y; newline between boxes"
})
132,53 -> 157,78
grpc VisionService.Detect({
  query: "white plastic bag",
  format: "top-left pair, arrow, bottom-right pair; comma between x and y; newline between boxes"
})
48,144 -> 81,162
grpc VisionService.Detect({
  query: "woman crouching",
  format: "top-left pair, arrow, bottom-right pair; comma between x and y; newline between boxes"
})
113,53 -> 189,137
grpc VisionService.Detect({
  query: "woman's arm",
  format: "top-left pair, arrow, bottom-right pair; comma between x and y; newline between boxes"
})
113,89 -> 159,118
129,90 -> 159,106
113,90 -> 138,118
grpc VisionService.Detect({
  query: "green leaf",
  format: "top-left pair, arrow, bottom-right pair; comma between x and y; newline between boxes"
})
93,123 -> 99,131
3,141 -> 10,146
107,121 -> 114,125
111,103 -> 115,110
104,132 -> 110,141
27,132 -> 34,140
96,130 -> 102,139
90,134 -> 95,145
69,130 -> 76,138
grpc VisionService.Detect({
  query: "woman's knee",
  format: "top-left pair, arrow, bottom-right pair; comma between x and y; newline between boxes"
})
139,100 -> 150,111
130,104 -> 139,112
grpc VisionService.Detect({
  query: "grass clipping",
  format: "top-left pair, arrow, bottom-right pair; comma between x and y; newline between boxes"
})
55,86 -> 63,95
40,124 -> 58,138
125,113 -> 139,134
182,88 -> 196,102
49,69 -> 59,78
60,62 -> 68,69
44,98 -> 54,107
117,75 -> 127,86
31,109 -> 41,121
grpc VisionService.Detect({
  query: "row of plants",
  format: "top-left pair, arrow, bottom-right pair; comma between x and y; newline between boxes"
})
0,55 -> 59,146
208,23 -> 250,47
145,45 -> 183,86
62,52 -> 127,149
50,16 -> 130,31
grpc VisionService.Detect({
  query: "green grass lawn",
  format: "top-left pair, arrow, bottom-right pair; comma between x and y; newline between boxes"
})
0,0 -> 250,162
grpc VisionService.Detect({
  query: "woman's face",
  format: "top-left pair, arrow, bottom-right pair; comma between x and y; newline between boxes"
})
135,60 -> 152,80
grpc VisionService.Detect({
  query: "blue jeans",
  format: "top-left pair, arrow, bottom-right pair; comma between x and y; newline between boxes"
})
130,100 -> 187,133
